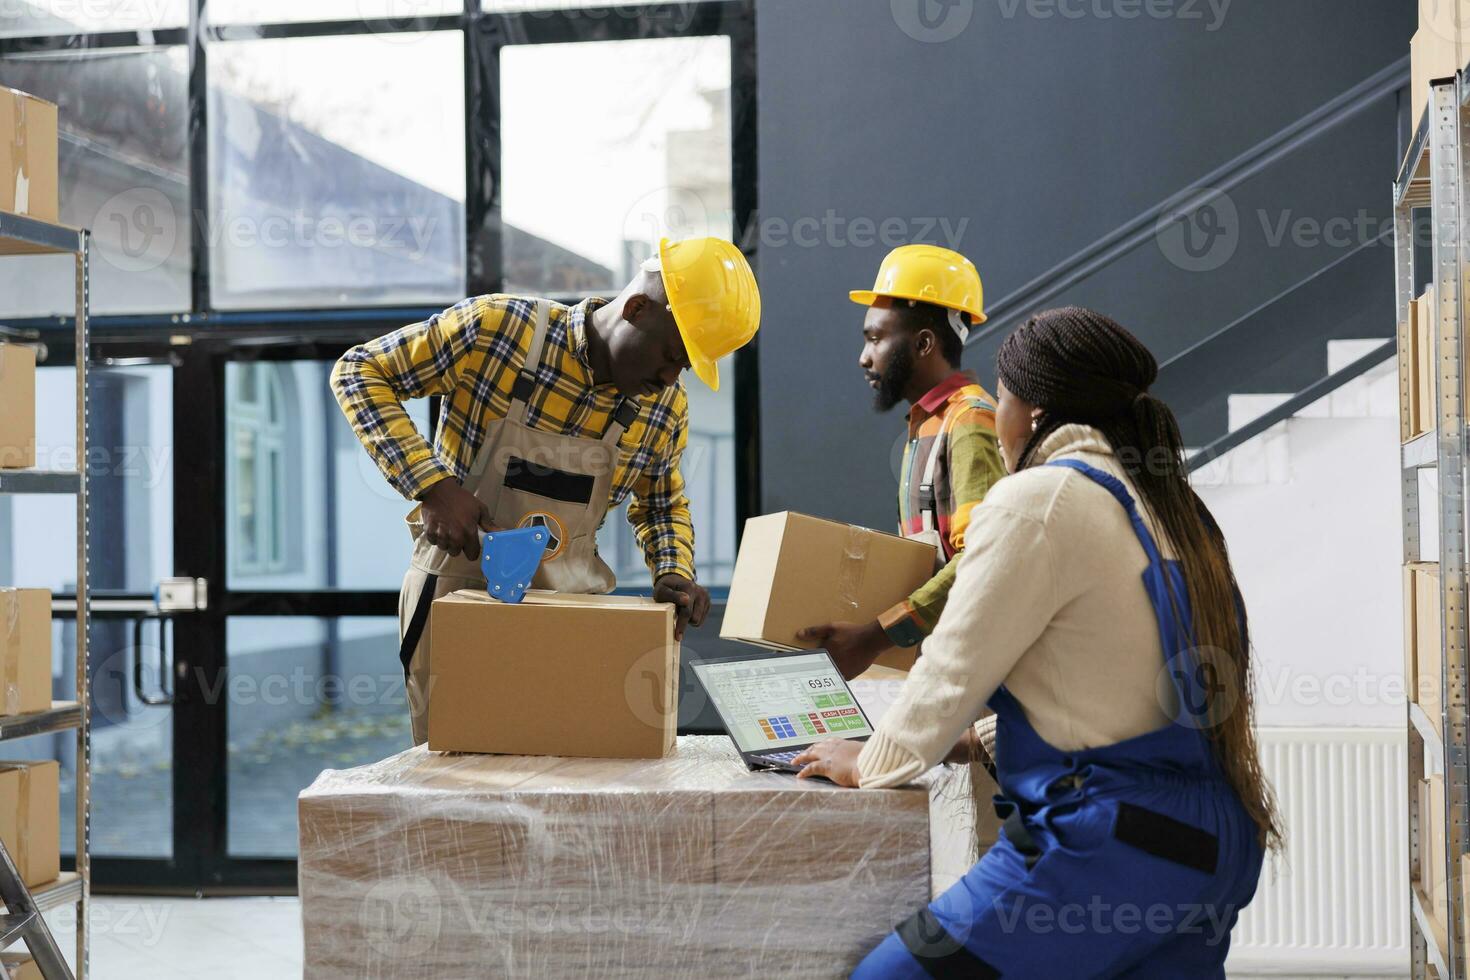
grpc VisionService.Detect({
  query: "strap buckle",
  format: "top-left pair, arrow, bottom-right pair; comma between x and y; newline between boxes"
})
510,369 -> 536,404
613,399 -> 640,430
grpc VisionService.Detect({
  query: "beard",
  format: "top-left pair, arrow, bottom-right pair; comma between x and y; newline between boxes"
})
871,344 -> 914,412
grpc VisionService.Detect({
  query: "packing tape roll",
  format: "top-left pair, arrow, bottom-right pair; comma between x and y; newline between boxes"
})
3,590 -> 19,716
10,91 -> 28,215
837,526 -> 868,612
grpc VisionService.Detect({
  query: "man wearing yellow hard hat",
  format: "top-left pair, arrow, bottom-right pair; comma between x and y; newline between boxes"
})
800,244 -> 1004,678
332,237 -> 760,743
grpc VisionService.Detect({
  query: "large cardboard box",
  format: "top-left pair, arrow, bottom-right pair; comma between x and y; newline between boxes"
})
721,512 -> 938,651
1402,315 -> 1420,441
0,589 -> 51,717
427,589 -> 677,759
1406,565 -> 1419,697
1421,774 -> 1449,925
0,87 -> 57,223
0,952 -> 41,980
0,760 -> 59,888
298,737 -> 972,978
0,344 -> 36,470
1415,563 -> 1444,741
1417,290 -> 1437,435
1413,13 -> 1463,129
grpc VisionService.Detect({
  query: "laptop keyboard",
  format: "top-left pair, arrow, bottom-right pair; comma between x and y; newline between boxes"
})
756,750 -> 803,764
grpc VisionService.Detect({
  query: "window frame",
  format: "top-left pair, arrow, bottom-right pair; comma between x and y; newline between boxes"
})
0,0 -> 758,894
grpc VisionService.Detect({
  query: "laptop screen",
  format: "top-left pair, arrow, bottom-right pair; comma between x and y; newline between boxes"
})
692,652 -> 875,753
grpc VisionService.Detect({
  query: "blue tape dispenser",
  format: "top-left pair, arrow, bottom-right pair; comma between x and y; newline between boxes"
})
479,526 -> 551,604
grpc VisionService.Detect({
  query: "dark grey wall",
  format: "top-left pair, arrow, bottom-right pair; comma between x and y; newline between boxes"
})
753,0 -> 1413,529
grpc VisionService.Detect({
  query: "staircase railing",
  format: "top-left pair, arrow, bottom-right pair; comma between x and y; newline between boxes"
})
966,57 -> 1409,346
1185,338 -> 1395,473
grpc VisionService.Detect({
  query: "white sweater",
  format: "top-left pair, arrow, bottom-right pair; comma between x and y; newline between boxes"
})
857,423 -> 1177,788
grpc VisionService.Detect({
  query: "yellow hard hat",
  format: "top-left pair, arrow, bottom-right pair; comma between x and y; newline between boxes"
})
849,244 -> 987,326
659,236 -> 761,392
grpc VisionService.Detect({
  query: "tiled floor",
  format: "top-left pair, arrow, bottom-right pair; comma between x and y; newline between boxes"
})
39,895 -> 303,978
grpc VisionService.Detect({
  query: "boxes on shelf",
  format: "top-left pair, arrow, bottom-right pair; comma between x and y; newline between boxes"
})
0,760 -> 59,888
0,343 -> 36,470
0,87 -> 57,223
1405,565 -> 1419,700
1413,563 -> 1444,741
1401,313 -> 1421,442
721,512 -> 938,652
298,737 -> 981,978
1416,290 -> 1437,436
0,588 -> 51,717
1421,773 -> 1449,925
0,951 -> 41,980
427,590 -> 677,759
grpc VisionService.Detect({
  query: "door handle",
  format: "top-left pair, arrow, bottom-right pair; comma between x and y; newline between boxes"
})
132,617 -> 174,707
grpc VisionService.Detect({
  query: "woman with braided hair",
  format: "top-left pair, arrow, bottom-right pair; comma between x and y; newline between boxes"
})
794,307 -> 1279,977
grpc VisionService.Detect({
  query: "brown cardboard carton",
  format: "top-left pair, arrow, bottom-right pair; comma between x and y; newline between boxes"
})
1417,290 -> 1437,435
0,760 -> 59,888
1416,564 -> 1444,740
0,87 -> 56,222
1422,774 -> 1449,924
1405,565 -> 1419,697
721,512 -> 938,651
427,589 -> 677,759
0,589 -> 51,717
1401,315 -> 1419,441
1413,23 -> 1462,129
298,737 -> 936,977
0,344 -> 36,470
0,952 -> 41,980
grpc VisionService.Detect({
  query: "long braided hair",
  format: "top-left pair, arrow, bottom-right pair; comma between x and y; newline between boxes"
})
994,306 -> 1282,852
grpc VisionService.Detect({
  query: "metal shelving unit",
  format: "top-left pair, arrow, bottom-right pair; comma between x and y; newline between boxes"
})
0,212 -> 91,978
1400,75 -> 1470,980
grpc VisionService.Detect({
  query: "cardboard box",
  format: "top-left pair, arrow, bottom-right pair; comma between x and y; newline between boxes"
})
1401,315 -> 1419,441
427,589 -> 677,759
298,737 -> 955,978
0,589 -> 51,717
0,952 -> 41,980
1406,565 -> 1419,696
721,512 -> 938,651
1413,20 -> 1462,129
1417,290 -> 1437,435
0,344 -> 36,470
1421,774 -> 1449,925
0,760 -> 59,888
0,87 -> 56,223
1416,563 -> 1444,740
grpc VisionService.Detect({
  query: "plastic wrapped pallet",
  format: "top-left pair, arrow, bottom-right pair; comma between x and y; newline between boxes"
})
299,736 -> 985,978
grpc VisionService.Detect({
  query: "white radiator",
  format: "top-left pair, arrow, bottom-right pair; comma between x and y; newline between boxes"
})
1226,727 -> 1407,976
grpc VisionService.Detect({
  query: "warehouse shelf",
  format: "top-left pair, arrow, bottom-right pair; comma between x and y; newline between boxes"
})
0,209 -> 92,977
30,874 -> 81,916
1415,885 -> 1452,980
1412,703 -> 1445,761
0,470 -> 80,495
1405,430 -> 1440,470
1399,74 -> 1470,979
0,702 -> 80,742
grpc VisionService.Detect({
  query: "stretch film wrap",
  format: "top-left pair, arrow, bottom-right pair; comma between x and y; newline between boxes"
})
3,590 -> 19,717
298,736 -> 984,978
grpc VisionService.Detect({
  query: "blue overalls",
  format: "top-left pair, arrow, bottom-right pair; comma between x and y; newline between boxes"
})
853,460 -> 1265,979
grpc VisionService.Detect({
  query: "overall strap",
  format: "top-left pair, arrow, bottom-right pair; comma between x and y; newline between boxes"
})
602,398 -> 640,445
505,300 -> 553,427
916,396 -> 994,534
1045,459 -> 1165,567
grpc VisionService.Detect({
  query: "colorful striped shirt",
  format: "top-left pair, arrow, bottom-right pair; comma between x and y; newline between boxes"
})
878,371 -> 1006,647
330,294 -> 695,583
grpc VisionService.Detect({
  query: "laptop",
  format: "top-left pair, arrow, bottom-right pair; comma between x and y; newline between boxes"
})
690,651 -> 875,774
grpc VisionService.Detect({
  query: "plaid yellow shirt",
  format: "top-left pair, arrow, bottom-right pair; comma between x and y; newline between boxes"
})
331,294 -> 696,583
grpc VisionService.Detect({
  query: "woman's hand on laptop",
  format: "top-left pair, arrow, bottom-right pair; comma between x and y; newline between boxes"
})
792,738 -> 862,787
797,620 -> 889,680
